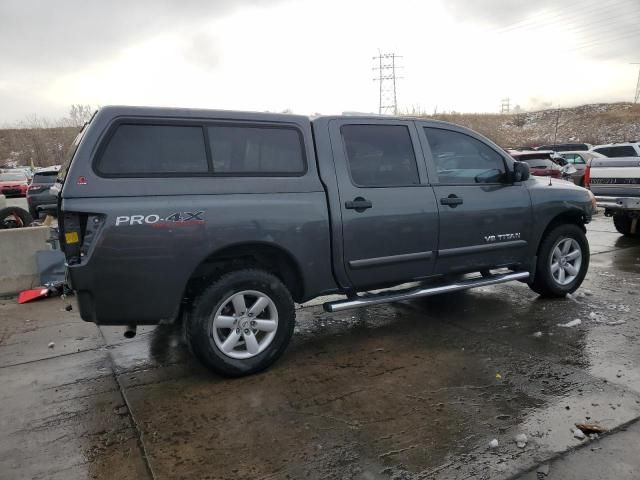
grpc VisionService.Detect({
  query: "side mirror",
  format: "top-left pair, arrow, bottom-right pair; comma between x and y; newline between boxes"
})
513,161 -> 530,182
561,164 -> 577,175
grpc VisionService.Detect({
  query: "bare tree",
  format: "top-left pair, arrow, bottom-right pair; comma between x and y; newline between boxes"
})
6,110 -> 80,167
61,104 -> 95,128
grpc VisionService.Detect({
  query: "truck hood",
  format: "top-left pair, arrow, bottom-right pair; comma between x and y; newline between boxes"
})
530,175 -> 582,189
527,175 -> 593,217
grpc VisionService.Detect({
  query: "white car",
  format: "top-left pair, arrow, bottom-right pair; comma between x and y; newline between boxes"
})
559,150 -> 605,186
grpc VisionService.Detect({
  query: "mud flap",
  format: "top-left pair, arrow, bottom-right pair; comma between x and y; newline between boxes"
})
526,256 -> 537,283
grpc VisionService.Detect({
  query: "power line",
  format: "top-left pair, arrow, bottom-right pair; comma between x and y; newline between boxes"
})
570,29 -> 640,54
373,52 -> 403,115
481,0 -> 637,37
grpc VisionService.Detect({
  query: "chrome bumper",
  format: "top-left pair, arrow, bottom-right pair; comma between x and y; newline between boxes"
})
595,196 -> 640,211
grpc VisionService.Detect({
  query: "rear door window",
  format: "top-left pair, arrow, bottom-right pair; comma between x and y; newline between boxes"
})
207,125 -> 305,175
608,146 -> 638,157
423,128 -> 507,184
340,125 -> 420,187
592,147 -> 610,157
594,146 -> 638,157
97,124 -> 208,175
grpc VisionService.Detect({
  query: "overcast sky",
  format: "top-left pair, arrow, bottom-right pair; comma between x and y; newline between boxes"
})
0,0 -> 639,123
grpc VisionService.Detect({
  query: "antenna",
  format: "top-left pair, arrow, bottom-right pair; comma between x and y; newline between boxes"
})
373,52 -> 403,115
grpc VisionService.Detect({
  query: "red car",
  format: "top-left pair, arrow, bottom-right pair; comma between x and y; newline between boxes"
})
0,171 -> 30,197
508,150 -> 562,178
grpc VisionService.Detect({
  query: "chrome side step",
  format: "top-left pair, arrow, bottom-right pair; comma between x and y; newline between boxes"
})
323,271 -> 530,313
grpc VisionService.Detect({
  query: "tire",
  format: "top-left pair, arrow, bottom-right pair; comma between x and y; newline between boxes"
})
613,214 -> 635,236
0,207 -> 33,229
529,224 -> 589,298
186,269 -> 295,377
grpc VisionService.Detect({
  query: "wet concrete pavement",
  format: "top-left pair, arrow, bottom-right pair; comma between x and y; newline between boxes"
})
1,214 -> 640,479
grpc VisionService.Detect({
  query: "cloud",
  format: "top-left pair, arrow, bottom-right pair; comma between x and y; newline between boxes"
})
0,0 -> 276,73
527,97 -> 553,111
442,0 -> 640,59
444,0 -> 555,24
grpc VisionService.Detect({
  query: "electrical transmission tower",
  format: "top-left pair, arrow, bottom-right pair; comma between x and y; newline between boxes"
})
500,97 -> 510,114
631,63 -> 640,103
373,52 -> 402,115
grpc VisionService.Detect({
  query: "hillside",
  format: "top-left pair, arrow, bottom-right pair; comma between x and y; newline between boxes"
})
1,103 -> 639,168
0,126 -> 78,168
428,102 -> 640,148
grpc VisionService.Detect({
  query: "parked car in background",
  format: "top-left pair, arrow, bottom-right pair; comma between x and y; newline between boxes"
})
536,143 -> 591,152
558,151 -> 605,186
587,156 -> 640,236
509,150 -> 562,179
27,165 -> 61,218
0,171 -> 30,197
591,142 -> 640,158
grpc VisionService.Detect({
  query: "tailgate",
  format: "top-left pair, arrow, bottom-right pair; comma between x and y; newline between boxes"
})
589,157 -> 640,198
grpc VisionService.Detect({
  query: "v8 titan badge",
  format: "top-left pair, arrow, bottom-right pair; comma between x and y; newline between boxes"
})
115,211 -> 205,228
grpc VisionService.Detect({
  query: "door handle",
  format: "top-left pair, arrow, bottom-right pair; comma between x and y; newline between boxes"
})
345,197 -> 373,212
440,195 -> 463,207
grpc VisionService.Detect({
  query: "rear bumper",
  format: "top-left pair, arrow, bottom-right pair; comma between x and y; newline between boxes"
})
1,188 -> 26,197
595,196 -> 640,211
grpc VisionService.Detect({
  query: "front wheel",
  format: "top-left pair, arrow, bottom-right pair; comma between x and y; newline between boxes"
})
186,269 -> 295,377
529,224 -> 589,298
613,214 -> 636,236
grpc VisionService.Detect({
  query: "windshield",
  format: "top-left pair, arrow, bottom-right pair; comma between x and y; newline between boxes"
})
523,159 -> 554,168
513,153 -> 552,161
33,171 -> 58,184
0,172 -> 27,181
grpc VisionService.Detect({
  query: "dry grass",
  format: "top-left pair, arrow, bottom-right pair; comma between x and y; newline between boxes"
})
412,102 -> 640,148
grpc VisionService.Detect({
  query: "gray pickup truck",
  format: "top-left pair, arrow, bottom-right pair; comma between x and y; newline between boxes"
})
58,106 -> 595,376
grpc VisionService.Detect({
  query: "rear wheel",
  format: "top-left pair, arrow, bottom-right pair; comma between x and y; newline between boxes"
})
186,269 -> 295,377
529,224 -> 589,298
613,214 -> 636,236
0,207 -> 33,229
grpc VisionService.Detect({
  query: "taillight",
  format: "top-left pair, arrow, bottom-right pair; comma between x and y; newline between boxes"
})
61,212 -> 84,265
28,185 -> 42,192
584,165 -> 591,188
60,211 -> 104,265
